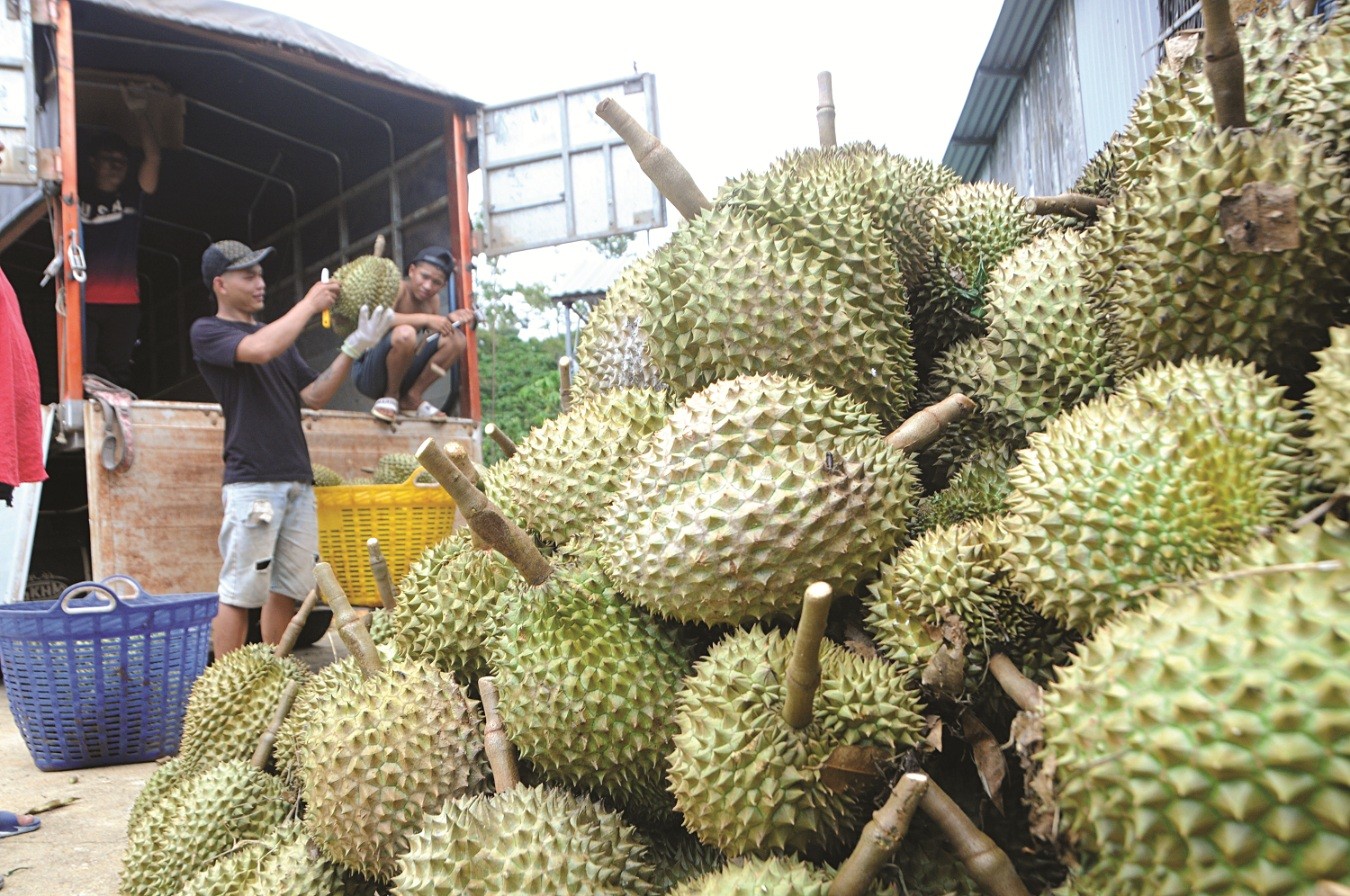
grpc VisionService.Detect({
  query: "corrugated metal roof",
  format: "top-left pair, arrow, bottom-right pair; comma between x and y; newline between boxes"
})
943,0 -> 1062,179
551,253 -> 637,302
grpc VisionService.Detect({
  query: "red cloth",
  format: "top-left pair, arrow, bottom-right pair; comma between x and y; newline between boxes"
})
1,267 -> 47,486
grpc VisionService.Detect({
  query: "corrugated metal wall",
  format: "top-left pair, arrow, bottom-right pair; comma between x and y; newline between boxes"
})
976,0 -> 1087,194
1075,2 -> 1164,153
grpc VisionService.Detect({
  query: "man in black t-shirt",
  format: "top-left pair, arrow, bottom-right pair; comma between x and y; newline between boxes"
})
191,240 -> 393,658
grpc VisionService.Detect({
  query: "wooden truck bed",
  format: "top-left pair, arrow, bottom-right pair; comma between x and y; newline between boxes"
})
84,400 -> 477,597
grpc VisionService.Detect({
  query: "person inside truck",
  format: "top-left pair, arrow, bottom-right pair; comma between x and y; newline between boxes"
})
352,246 -> 475,422
191,240 -> 394,659
79,95 -> 161,389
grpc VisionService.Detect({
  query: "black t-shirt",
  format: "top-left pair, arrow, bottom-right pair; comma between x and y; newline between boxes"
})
80,185 -> 144,305
190,316 -> 318,485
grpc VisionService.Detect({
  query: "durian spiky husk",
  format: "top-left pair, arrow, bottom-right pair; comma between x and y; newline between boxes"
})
331,255 -> 401,337
572,253 -> 667,401
312,462 -> 343,487
388,529 -> 516,680
119,760 -> 289,896
1041,522 -> 1350,896
171,820 -> 347,896
394,784 -> 658,896
1286,4 -> 1350,168
1072,133 -> 1127,203
640,203 -> 916,424
1094,126 -> 1350,381
271,655 -> 364,788
668,627 -> 925,858
298,659 -> 487,880
1307,326 -> 1350,489
910,451 -> 1013,536
668,856 -> 834,896
597,375 -> 917,626
642,830 -> 727,894
1000,356 -> 1316,633
489,552 -> 697,823
481,387 -> 670,546
175,643 -> 308,770
373,452 -> 420,484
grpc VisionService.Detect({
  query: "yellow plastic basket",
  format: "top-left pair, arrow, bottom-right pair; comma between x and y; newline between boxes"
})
315,469 -> 456,607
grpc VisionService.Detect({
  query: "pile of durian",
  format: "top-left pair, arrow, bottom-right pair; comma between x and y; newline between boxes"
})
123,5 -> 1349,895
313,452 -> 432,487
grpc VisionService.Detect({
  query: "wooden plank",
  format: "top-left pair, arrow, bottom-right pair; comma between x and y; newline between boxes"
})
86,400 -> 477,596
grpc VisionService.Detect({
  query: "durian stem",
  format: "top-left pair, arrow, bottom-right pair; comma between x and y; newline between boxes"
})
314,562 -> 385,678
596,97 -> 711,221
250,679 -> 301,770
784,582 -> 833,730
885,394 -> 977,453
1023,193 -> 1108,220
817,71 -> 837,149
485,423 -> 518,459
415,438 -> 554,585
558,356 -> 572,414
274,588 -> 319,659
1201,0 -> 1249,129
919,779 -> 1032,896
829,773 -> 929,896
366,537 -> 396,612
373,233 -> 386,257
1315,882 -> 1350,896
988,654 -> 1043,712
478,676 -> 521,792
444,442 -> 481,487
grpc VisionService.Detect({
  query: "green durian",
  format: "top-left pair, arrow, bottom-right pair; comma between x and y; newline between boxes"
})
910,452 -> 1013,536
642,831 -> 726,894
1000,356 -> 1316,633
668,856 -> 834,896
119,760 -> 289,896
668,627 -> 925,858
598,375 -> 916,626
389,529 -> 516,680
1286,4 -> 1350,168
1040,522 -> 1350,896
175,642 -> 308,770
297,659 -> 488,880
393,784 -> 658,896
373,452 -> 420,485
311,463 -> 343,487
1094,126 -> 1350,381
171,820 -> 346,896
489,550 -> 697,823
1307,326 -> 1350,490
271,655 -> 364,789
481,387 -> 670,546
641,204 -> 915,424
331,254 -> 401,336
1072,134 -> 1127,203
572,253 -> 667,401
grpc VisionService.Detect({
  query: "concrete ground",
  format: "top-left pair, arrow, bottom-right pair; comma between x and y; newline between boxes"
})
0,625 -> 346,894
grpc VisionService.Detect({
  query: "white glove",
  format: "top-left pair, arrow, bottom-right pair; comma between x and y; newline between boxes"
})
340,304 -> 396,359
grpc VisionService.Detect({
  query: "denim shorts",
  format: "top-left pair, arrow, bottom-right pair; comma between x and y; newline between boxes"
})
352,330 -> 441,399
217,481 -> 318,609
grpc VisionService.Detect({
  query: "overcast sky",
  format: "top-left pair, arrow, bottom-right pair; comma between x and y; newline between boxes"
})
243,0 -> 1006,326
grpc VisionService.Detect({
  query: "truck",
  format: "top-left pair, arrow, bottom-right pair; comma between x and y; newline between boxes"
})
0,0 -> 487,609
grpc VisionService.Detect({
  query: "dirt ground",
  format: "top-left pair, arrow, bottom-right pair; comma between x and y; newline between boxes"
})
0,626 -> 346,894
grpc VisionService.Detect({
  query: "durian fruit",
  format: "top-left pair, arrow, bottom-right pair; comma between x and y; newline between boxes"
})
1306,326 -> 1350,490
1000,356 -> 1316,634
480,387 -> 670,546
916,338 -> 1007,486
330,254 -> 401,337
642,831 -> 726,894
640,202 -> 916,424
1286,5 -> 1350,168
126,755 -> 196,840
913,182 -> 1048,366
297,653 -> 488,881
1094,126 -> 1350,382
171,820 -> 347,896
312,463 -> 343,487
489,545 -> 698,823
598,375 -> 917,626
1115,5 -> 1322,189
175,641 -> 308,770
910,452 -> 1012,536
271,655 -> 365,788
669,856 -> 835,896
1072,134 -> 1126,203
393,784 -> 658,896
373,452 -> 420,484
1039,522 -> 1350,896
571,253 -> 667,401
119,759 -> 289,896
866,516 -> 1075,700
668,615 -> 926,857
389,529 -> 516,681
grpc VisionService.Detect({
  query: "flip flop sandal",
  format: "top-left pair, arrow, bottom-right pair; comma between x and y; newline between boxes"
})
370,398 -> 399,422
410,401 -> 447,422
0,812 -> 40,838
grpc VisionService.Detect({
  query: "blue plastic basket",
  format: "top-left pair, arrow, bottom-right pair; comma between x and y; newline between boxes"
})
0,576 -> 218,771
